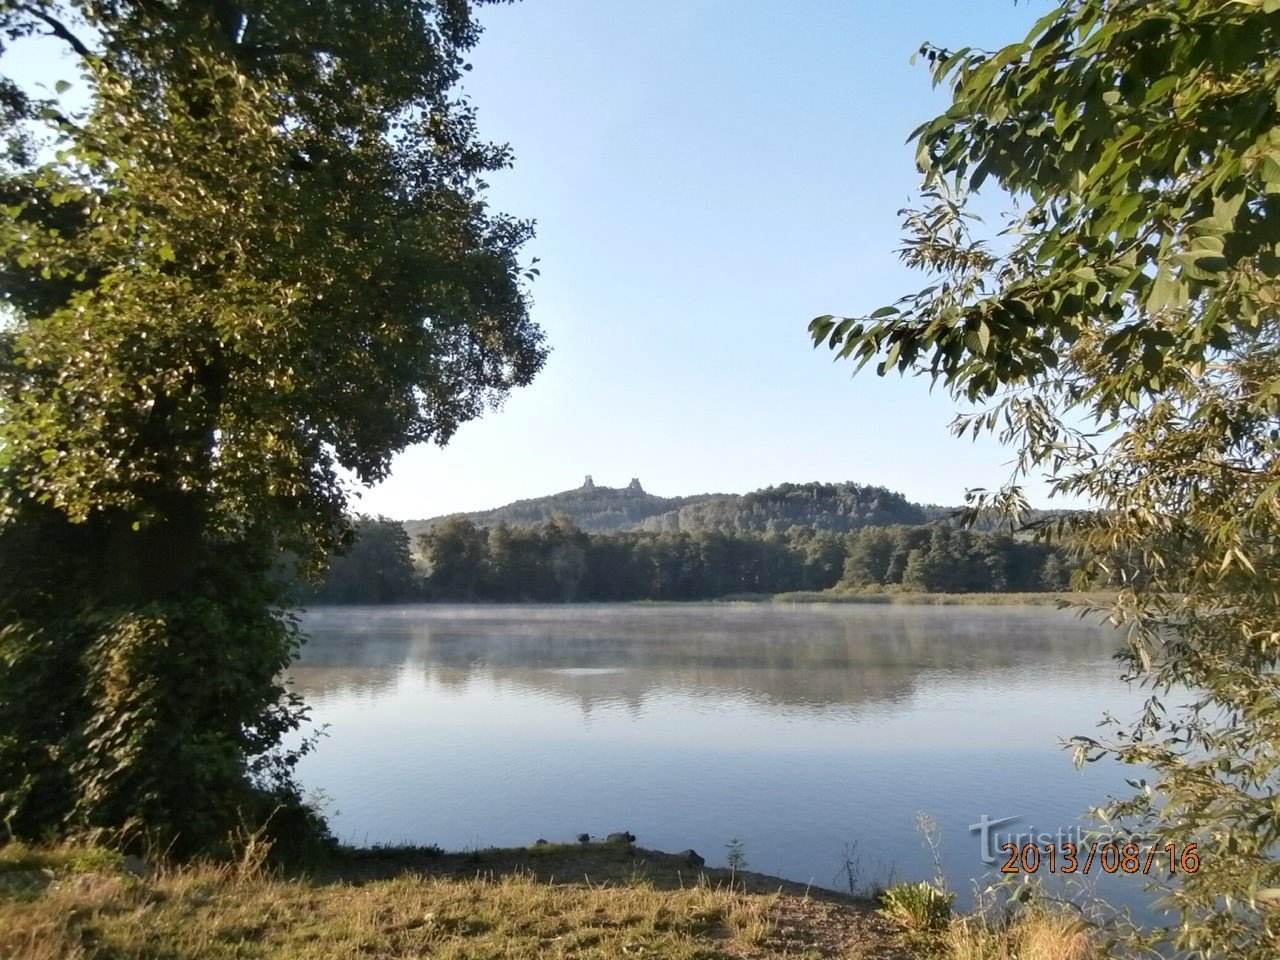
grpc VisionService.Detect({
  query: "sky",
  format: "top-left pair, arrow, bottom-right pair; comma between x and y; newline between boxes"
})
4,1 -> 1063,521
353,0 -> 1062,520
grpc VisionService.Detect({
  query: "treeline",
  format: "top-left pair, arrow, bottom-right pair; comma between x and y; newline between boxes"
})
297,515 -> 1079,604
418,516 -> 848,601
841,524 -> 1075,592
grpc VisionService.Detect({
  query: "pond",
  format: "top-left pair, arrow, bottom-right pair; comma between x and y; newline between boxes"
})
289,602 -> 1164,919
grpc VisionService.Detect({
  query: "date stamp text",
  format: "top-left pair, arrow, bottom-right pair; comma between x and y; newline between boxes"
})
998,841 -> 1199,875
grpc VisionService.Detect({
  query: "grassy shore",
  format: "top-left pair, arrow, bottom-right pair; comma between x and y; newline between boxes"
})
0,840 -> 1105,960
1,840 -> 907,960
740,590 -> 1118,607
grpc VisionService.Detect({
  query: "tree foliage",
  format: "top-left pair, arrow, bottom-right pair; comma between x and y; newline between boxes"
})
842,523 -> 1072,593
412,516 -> 1073,602
634,481 -> 931,534
300,516 -> 420,605
813,1 -> 1280,955
0,1 -> 544,853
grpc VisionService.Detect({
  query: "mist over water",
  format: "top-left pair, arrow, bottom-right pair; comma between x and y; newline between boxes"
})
289,603 -> 1165,919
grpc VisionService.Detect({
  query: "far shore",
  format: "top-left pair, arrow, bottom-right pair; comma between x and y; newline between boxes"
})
301,590 -> 1118,610
745,589 -> 1117,607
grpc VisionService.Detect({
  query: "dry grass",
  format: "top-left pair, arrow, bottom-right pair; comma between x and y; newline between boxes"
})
1,840 -> 1109,959
939,906 -> 1103,960
765,590 -> 1118,607
0,841 -> 912,960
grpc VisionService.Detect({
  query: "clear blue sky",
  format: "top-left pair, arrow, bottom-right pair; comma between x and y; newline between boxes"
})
355,0 -> 1061,520
6,2 -> 1061,520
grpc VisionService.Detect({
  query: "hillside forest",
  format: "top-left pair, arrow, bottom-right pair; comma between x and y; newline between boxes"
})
302,480 -> 1080,603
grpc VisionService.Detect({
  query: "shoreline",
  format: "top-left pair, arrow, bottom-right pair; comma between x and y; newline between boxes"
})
323,838 -> 868,900
753,589 -> 1115,607
301,590 -> 1117,610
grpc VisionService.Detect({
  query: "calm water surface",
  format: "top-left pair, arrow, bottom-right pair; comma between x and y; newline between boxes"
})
290,603 -> 1160,915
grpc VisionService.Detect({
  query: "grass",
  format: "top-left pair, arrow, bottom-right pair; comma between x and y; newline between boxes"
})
869,879 -> 1108,960
761,590 -> 1118,607
0,840 -> 909,960
442,590 -> 1117,607
939,905 -> 1103,960
0,840 -> 1120,960
878,881 -> 955,936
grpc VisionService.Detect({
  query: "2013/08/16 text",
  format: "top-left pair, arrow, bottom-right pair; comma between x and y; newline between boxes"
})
999,842 -> 1199,875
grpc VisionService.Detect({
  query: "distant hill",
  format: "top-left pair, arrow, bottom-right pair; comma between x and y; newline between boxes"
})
404,476 -> 718,539
407,478 -> 948,541
634,481 -> 931,534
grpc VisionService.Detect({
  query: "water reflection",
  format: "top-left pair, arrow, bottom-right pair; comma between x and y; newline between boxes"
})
288,603 -> 1155,919
292,603 -> 1121,717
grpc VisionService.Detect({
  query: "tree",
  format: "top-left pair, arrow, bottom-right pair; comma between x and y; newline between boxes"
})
1038,553 -> 1066,592
309,516 -> 420,604
900,548 -> 935,592
542,514 -> 589,601
419,517 -> 491,601
0,1 -> 545,853
971,533 -> 1012,593
841,527 -> 898,588
812,1 -> 1279,955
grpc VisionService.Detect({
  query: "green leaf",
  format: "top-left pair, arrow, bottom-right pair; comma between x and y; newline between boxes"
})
1193,255 -> 1229,274
1147,268 -> 1187,311
1261,153 -> 1280,191
1143,75 -> 1180,106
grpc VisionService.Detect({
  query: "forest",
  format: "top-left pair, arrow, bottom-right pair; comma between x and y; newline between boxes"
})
406,478 -> 945,540
299,513 -> 1076,604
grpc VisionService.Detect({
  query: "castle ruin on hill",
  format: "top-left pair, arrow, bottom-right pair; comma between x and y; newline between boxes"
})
580,475 -> 645,494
